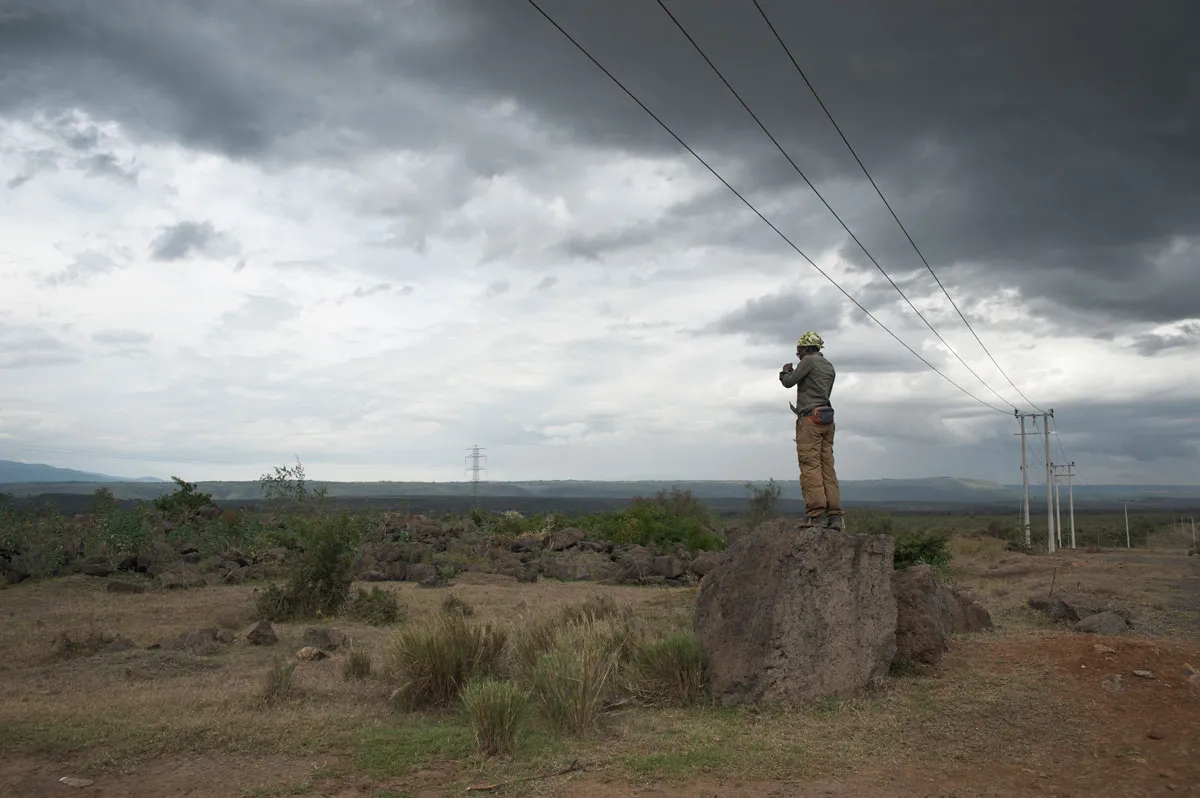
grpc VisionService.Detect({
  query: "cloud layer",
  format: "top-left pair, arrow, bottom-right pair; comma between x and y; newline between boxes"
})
1,0 -> 1197,485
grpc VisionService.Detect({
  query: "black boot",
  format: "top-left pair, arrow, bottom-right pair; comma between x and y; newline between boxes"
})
823,514 -> 843,531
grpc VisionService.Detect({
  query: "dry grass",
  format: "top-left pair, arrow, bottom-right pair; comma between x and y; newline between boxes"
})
1,544 -> 1196,793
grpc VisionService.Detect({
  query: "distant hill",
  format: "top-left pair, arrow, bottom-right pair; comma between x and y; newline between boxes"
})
0,459 -> 165,484
1,474 -> 1196,510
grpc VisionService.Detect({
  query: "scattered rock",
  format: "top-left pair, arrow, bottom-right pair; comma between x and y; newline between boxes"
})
167,627 -> 234,655
136,541 -> 178,573
1028,591 -> 1122,624
405,563 -> 437,583
106,579 -> 147,594
894,564 -> 994,665
58,777 -> 94,788
1100,673 -> 1124,693
1133,669 -> 1154,679
78,555 -> 114,577
538,551 -> 619,582
302,627 -> 345,651
296,646 -> 329,662
515,567 -> 538,583
418,574 -> 447,588
246,621 -> 278,646
544,528 -> 585,552
1148,729 -> 1166,740
102,637 -> 139,654
358,570 -> 387,582
181,551 -> 202,565
1093,644 -> 1118,654
508,537 -> 542,554
1074,611 -> 1132,636
693,520 -> 896,706
1182,663 -> 1197,677
114,552 -> 139,571
157,572 -> 206,590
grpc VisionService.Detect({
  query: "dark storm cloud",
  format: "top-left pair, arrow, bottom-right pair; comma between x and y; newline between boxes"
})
1131,321 -> 1200,356
7,0 -> 1195,327
700,287 -> 845,346
150,221 -> 231,261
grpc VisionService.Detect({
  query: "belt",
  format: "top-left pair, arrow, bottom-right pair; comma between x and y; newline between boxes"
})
790,403 -> 832,417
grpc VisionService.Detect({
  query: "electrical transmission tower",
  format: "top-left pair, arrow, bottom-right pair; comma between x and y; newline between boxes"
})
464,445 -> 488,510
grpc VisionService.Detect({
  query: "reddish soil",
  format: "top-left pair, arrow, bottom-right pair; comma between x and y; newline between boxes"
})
3,636 -> 1197,797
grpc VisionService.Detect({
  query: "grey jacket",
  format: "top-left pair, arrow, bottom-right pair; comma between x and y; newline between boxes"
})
780,352 -> 836,415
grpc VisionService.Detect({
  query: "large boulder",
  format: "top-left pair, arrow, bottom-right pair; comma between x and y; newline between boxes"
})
894,564 -> 993,665
693,520 -> 896,706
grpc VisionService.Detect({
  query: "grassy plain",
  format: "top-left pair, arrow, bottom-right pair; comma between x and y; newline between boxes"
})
1,506 -> 1198,797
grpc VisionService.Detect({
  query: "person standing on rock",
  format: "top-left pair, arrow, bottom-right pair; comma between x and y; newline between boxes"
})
779,331 -> 843,529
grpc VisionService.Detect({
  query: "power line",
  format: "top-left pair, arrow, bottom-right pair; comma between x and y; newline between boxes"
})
524,0 -> 1010,416
747,0 -> 1047,415
654,0 -> 1020,413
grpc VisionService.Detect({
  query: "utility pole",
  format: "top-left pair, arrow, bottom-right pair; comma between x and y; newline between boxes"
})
464,445 -> 488,510
1015,409 -> 1056,553
1122,500 -> 1131,549
1066,462 -> 1076,549
1044,409 -> 1055,553
1014,410 -> 1032,548
1051,464 -> 1063,548
1191,516 -> 1196,548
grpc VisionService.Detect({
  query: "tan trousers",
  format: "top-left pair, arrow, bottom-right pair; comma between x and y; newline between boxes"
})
795,416 -> 842,518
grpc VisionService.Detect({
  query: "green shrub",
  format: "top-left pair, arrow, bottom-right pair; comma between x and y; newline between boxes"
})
843,509 -> 951,569
892,527 -> 952,569
343,649 -> 373,681
386,613 -> 508,709
625,632 -> 705,707
254,513 -> 360,621
572,498 -> 722,553
460,678 -> 529,757
348,586 -> 406,626
153,476 -> 215,521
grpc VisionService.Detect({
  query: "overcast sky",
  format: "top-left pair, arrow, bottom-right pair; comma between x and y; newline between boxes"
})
1,0 -> 1197,486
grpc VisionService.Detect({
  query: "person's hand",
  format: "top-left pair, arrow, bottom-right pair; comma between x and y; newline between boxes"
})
781,362 -> 793,372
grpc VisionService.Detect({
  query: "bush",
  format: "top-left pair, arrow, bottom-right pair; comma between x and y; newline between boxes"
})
573,499 -> 723,553
893,527 -> 952,569
343,649 -> 373,681
625,632 -> 705,707
52,628 -> 116,661
509,596 -> 635,680
153,477 -> 214,521
530,624 -> 621,735
745,479 -> 782,529
348,586 -> 406,626
843,509 -> 951,569
386,613 -> 508,709
460,678 -> 529,757
255,513 -> 360,621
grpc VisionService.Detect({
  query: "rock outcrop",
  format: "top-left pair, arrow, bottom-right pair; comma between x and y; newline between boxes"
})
893,564 -> 992,665
693,520 -> 896,706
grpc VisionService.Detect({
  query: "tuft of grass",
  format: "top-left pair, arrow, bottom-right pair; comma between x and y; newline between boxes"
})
460,678 -> 529,757
530,625 -> 621,736
347,586 -> 406,626
385,612 -> 508,710
441,593 -> 475,618
261,658 -> 298,704
343,648 -> 373,681
625,632 -> 705,707
509,595 -> 637,680
51,627 -> 116,661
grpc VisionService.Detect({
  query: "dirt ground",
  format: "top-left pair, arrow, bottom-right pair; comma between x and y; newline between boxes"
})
2,541 -> 1198,798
